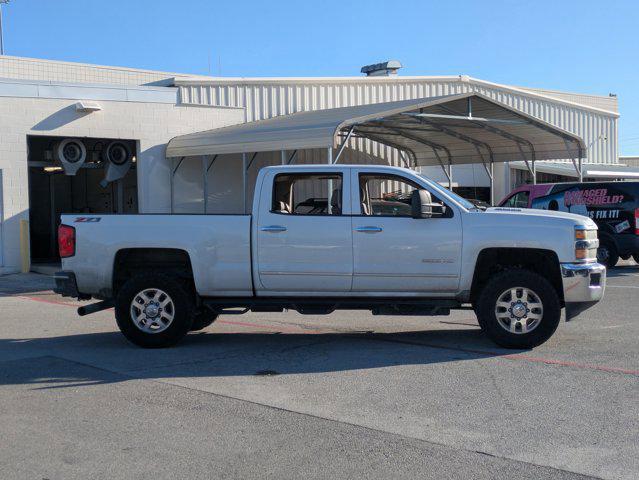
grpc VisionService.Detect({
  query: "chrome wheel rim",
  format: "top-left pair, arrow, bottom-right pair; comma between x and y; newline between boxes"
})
130,288 -> 175,334
494,287 -> 543,335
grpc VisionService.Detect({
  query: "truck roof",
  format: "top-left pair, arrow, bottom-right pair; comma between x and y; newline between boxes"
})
261,164 -> 414,173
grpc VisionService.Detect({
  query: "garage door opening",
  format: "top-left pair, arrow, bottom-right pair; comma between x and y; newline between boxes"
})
27,135 -> 138,271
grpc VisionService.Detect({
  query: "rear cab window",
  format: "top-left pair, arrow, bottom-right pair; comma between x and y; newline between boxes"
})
272,173 -> 343,215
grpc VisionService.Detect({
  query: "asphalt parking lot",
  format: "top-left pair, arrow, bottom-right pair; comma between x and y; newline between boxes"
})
1,263 -> 638,480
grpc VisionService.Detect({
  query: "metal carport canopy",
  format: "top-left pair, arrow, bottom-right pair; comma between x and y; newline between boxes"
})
166,92 -> 587,206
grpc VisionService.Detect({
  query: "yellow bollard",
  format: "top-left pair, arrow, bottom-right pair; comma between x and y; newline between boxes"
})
19,219 -> 30,273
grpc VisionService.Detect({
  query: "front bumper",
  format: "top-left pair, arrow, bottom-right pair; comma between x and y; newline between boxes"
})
53,271 -> 90,299
561,262 -> 606,320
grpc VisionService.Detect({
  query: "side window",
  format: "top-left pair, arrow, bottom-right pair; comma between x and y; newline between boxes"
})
504,191 -> 529,208
272,173 -> 343,215
358,174 -> 421,217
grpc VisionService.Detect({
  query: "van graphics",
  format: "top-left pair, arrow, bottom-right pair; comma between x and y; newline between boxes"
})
564,189 -> 624,207
74,217 -> 101,223
589,209 -> 620,220
615,220 -> 631,233
527,182 -> 638,240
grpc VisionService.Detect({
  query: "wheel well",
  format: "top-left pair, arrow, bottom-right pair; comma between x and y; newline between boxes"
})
113,248 -> 194,296
470,248 -> 563,305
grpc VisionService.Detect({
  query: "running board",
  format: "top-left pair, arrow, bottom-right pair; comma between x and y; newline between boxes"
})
202,297 -> 460,316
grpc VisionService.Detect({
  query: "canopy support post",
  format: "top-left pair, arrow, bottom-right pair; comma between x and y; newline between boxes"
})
399,150 -> 412,168
334,126 -> 354,164
170,157 -> 185,214
448,162 -> 453,191
327,146 -> 333,164
242,153 -> 247,214
476,146 -> 495,205
281,150 -> 286,165
578,144 -> 583,182
202,156 -> 208,214
433,148 -> 453,190
565,140 -> 583,182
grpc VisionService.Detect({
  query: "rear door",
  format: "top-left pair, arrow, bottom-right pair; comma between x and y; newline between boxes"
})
255,169 -> 353,294
350,169 -> 462,294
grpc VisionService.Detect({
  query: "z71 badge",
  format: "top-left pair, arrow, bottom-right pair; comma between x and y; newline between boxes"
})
74,217 -> 101,223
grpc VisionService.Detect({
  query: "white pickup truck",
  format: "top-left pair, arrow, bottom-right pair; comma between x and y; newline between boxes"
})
54,164 -> 606,349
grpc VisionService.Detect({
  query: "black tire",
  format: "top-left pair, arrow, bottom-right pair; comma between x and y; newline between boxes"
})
115,273 -> 194,348
475,269 -> 561,349
190,309 -> 219,331
620,254 -> 631,261
633,254 -> 639,265
597,241 -> 619,268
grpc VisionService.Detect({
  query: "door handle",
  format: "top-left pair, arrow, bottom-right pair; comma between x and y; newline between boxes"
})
260,225 -> 287,232
355,226 -> 383,233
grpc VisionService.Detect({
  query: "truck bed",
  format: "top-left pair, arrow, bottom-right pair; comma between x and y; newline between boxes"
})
60,214 -> 253,298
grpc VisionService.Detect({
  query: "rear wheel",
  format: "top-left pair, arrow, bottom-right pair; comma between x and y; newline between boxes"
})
597,241 -> 619,268
115,273 -> 194,348
476,269 -> 561,349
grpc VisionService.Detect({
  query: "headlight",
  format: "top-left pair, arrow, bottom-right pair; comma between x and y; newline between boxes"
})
575,227 -> 597,240
575,226 -> 598,260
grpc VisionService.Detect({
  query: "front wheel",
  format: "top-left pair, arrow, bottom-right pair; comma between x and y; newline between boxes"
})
115,273 -> 194,348
475,269 -> 561,349
597,241 -> 619,268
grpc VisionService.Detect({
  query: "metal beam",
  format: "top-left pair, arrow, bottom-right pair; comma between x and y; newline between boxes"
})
206,154 -> 218,172
351,127 -> 418,165
413,115 -> 495,165
398,151 -> 412,168
170,157 -> 185,214
334,126 -> 355,164
287,150 -> 298,165
202,156 -> 208,214
437,103 -> 537,168
245,152 -> 259,171
403,113 -> 528,125
242,153 -> 247,213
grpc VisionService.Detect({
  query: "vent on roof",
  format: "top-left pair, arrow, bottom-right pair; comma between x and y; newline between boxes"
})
360,60 -> 402,77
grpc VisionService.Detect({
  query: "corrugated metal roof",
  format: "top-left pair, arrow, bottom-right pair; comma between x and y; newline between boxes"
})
166,93 -> 586,166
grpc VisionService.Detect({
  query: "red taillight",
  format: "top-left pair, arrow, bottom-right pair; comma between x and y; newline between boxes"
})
635,208 -> 639,235
58,224 -> 75,258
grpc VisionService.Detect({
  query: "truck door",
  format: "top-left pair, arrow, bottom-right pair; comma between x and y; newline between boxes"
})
350,170 -> 462,293
255,170 -> 353,294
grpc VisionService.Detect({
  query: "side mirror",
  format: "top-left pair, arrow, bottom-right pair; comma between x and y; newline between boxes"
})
411,189 -> 446,219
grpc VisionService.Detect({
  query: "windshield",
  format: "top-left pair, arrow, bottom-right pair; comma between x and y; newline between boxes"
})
416,173 -> 478,210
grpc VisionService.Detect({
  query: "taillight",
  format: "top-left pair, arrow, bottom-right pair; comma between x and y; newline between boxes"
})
635,208 -> 639,235
58,224 -> 76,258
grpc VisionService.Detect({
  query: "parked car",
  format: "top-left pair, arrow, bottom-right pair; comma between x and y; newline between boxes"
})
499,181 -> 639,267
54,165 -> 605,349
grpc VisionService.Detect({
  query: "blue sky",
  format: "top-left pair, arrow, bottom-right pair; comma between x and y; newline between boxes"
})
3,0 -> 639,154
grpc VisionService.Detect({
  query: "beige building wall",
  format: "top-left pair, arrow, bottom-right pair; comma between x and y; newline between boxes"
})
0,96 -> 244,273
